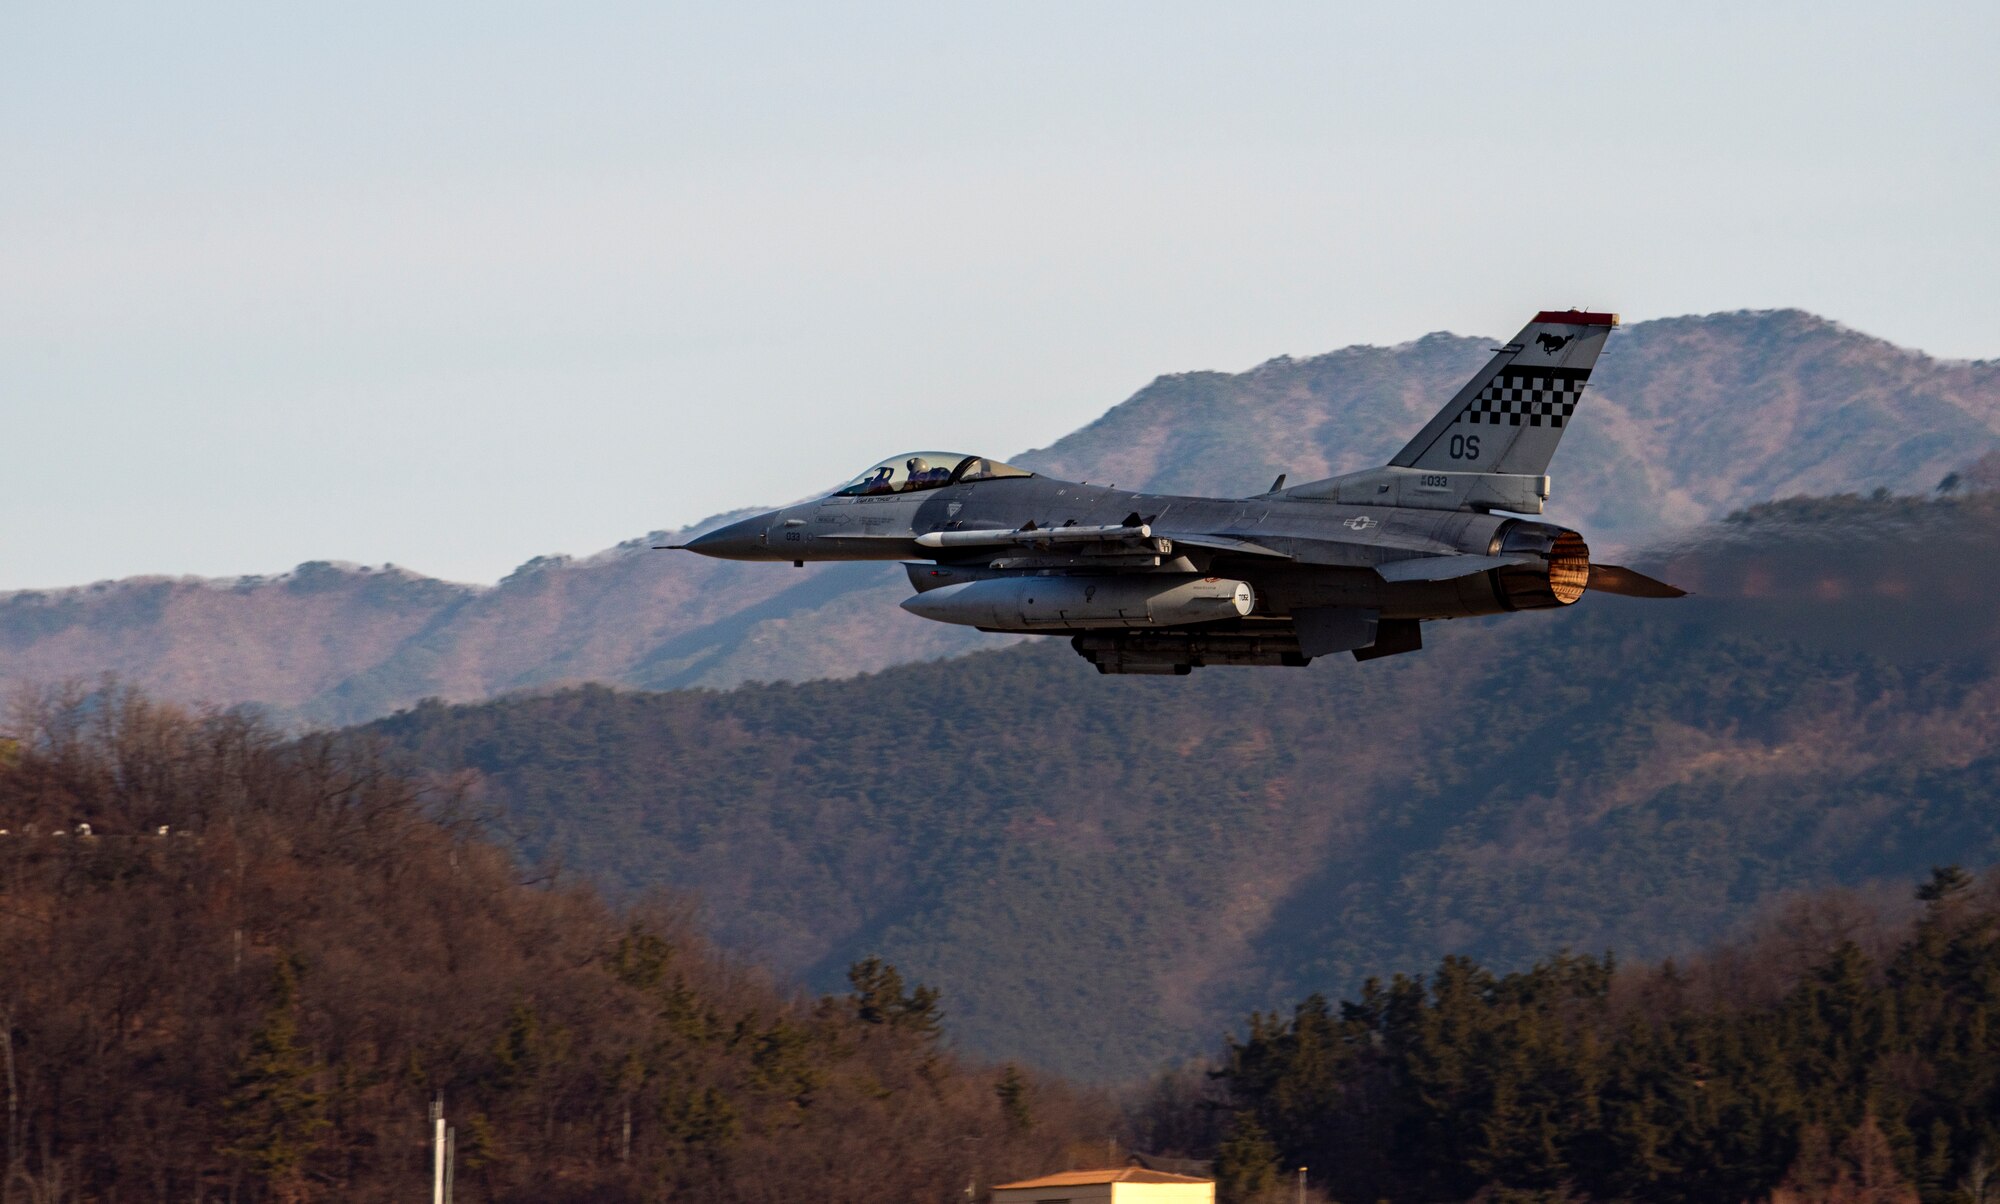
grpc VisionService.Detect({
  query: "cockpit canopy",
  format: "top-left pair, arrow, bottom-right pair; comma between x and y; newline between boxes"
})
833,452 -> 1033,497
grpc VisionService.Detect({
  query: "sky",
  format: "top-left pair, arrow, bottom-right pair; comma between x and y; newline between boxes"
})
4,2 -> 1997,589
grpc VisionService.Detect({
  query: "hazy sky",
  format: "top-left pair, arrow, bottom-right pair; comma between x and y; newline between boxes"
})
5,2 -> 1996,588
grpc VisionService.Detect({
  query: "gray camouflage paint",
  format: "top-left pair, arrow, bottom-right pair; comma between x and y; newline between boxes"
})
676,311 -> 1678,674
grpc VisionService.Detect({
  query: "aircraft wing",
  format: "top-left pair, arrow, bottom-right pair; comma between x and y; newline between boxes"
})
921,524 -> 1298,560
1162,533 -> 1295,559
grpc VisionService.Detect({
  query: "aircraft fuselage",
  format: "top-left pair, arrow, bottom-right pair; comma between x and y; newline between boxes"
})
684,473 -> 1585,625
672,310 -> 1678,673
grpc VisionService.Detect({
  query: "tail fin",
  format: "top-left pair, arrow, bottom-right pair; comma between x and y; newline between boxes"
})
1389,310 -> 1618,476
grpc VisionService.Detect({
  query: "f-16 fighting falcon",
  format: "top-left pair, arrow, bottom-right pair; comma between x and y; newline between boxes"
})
670,310 -> 1684,674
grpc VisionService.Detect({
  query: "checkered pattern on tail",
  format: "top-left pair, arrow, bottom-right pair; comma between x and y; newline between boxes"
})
1380,310 -> 1616,476
1458,370 -> 1585,428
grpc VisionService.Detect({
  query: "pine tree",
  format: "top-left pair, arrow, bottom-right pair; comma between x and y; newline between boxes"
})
1212,1111 -> 1279,1204
1916,866 -> 1973,904
220,956 -> 329,1204
845,956 -> 943,1036
995,1065 -> 1033,1135
492,1001 -> 544,1094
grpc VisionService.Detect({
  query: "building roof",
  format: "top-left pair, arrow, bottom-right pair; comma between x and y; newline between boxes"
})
994,1167 -> 1212,1189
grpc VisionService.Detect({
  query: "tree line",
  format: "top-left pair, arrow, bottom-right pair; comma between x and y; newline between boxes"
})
9,681 -> 2000,1203
0,686 -> 1109,1202
1131,868 -> 2000,1203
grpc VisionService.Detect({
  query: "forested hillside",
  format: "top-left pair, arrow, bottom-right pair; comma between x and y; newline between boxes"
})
6,310 -> 1997,724
12,688 -> 1994,1202
365,490 -> 2000,1079
0,690 -> 1107,1202
1153,868 -> 2000,1204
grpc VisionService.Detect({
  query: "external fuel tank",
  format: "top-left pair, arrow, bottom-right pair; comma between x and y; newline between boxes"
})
899,574 -> 1254,631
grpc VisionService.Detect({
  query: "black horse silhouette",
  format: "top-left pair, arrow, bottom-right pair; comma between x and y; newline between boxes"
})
1535,333 -> 1573,354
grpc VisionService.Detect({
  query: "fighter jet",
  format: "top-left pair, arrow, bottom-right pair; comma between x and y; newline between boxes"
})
670,310 -> 1683,674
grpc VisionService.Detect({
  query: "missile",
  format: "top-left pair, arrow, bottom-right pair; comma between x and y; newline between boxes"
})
914,523 -> 1151,549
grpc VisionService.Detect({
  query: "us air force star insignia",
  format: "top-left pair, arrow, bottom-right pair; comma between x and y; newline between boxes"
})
1343,516 -> 1378,531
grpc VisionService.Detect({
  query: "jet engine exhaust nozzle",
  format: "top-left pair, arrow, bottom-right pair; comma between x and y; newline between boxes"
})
1491,529 -> 1592,610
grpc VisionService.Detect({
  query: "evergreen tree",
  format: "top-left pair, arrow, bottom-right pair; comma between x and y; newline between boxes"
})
1205,872 -> 2000,1204
1916,866 -> 1973,904
845,956 -> 943,1036
220,956 -> 329,1203
996,1065 -> 1033,1135
1212,1111 -> 1278,1204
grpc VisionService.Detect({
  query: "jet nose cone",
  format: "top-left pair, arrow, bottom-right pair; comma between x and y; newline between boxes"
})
684,515 -> 772,560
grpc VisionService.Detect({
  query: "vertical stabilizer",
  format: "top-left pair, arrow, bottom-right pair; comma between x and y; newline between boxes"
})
1388,310 -> 1618,476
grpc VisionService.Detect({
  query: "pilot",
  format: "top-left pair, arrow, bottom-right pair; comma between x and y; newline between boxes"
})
905,456 -> 949,490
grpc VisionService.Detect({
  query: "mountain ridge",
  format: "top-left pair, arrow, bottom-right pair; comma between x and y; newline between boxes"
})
7,309 -> 1999,725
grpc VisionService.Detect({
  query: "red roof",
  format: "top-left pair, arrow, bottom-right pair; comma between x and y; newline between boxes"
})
995,1167 -> 1212,1189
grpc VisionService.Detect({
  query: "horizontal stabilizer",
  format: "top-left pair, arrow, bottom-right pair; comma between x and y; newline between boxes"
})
1278,466 -> 1549,514
1587,563 -> 1687,598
